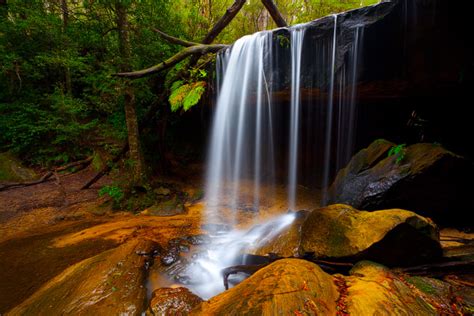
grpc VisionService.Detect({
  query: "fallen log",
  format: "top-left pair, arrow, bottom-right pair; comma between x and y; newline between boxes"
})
0,157 -> 92,192
81,144 -> 129,190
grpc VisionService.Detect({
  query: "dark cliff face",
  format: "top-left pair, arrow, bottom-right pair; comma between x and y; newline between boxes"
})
176,0 -> 473,184
268,0 -> 474,162
354,0 -> 474,161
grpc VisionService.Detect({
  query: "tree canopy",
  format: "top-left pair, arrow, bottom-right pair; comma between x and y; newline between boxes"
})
0,0 -> 378,168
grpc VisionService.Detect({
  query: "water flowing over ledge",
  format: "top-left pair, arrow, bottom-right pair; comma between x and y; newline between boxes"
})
190,1 -> 399,299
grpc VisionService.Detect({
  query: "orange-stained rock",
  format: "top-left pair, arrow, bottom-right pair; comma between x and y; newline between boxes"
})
148,287 -> 202,316
249,204 -> 441,266
300,204 -> 442,266
191,259 -> 339,315
345,261 -> 464,315
8,238 -> 155,315
191,260 -> 473,316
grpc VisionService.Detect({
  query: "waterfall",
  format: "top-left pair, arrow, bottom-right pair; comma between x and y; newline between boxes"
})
184,13 -> 366,300
288,28 -> 305,211
321,15 -> 338,205
204,32 -> 275,224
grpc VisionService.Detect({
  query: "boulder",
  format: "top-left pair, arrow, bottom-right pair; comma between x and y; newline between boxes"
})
0,152 -> 37,183
192,259 -> 472,315
249,204 -> 442,266
191,259 -> 339,315
246,210 -> 309,258
9,239 -> 155,315
148,287 -> 202,316
327,141 -> 472,225
345,261 -> 470,315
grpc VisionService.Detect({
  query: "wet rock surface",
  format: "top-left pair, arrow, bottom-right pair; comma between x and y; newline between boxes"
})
193,259 -> 473,315
0,221 -> 118,314
328,141 -> 472,225
147,287 -> 202,316
249,204 -> 442,266
192,259 -> 339,315
9,238 -> 155,315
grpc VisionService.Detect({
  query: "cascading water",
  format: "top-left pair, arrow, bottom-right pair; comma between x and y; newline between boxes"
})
321,15 -> 338,205
288,28 -> 305,211
204,32 -> 276,224
160,11 -> 367,300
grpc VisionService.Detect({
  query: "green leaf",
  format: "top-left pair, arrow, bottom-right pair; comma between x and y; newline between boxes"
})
168,81 -> 206,112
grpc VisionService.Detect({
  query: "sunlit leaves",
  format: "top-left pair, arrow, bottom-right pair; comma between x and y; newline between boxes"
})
169,81 -> 206,112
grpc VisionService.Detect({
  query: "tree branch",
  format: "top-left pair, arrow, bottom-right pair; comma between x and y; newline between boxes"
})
153,28 -> 199,47
261,0 -> 288,27
114,44 -> 228,79
202,0 -> 247,44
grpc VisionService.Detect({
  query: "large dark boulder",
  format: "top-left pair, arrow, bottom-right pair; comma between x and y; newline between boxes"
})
327,140 -> 472,225
248,204 -> 442,267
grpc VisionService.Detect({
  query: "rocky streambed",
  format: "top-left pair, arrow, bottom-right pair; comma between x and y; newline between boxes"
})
1,141 -> 473,315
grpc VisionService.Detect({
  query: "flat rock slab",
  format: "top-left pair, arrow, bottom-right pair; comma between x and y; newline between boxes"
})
8,238 -> 155,315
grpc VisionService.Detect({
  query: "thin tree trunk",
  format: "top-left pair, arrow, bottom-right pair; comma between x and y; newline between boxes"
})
60,0 -> 72,95
1,0 -> 7,22
60,0 -> 68,28
115,2 -> 145,185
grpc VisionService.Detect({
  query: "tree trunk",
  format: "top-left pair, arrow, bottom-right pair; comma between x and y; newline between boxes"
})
202,0 -> 246,44
261,0 -> 288,27
60,0 -> 68,28
115,2 -> 145,185
60,0 -> 72,95
0,0 -> 7,19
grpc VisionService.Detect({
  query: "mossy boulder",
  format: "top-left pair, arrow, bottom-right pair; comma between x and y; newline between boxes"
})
300,204 -> 441,266
249,204 -> 441,266
327,141 -> 472,225
0,152 -> 37,182
328,139 -> 394,194
345,261 -> 469,315
142,196 -> 186,216
192,259 -> 470,315
147,287 -> 202,316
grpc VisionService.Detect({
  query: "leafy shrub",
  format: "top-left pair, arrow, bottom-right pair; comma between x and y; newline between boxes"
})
388,144 -> 407,164
99,185 -> 124,207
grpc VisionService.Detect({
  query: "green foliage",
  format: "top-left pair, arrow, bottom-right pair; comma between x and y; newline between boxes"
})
169,81 -> 206,112
99,185 -> 125,206
0,0 -> 378,168
388,144 -> 407,164
0,0 -> 181,166
277,34 -> 290,48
